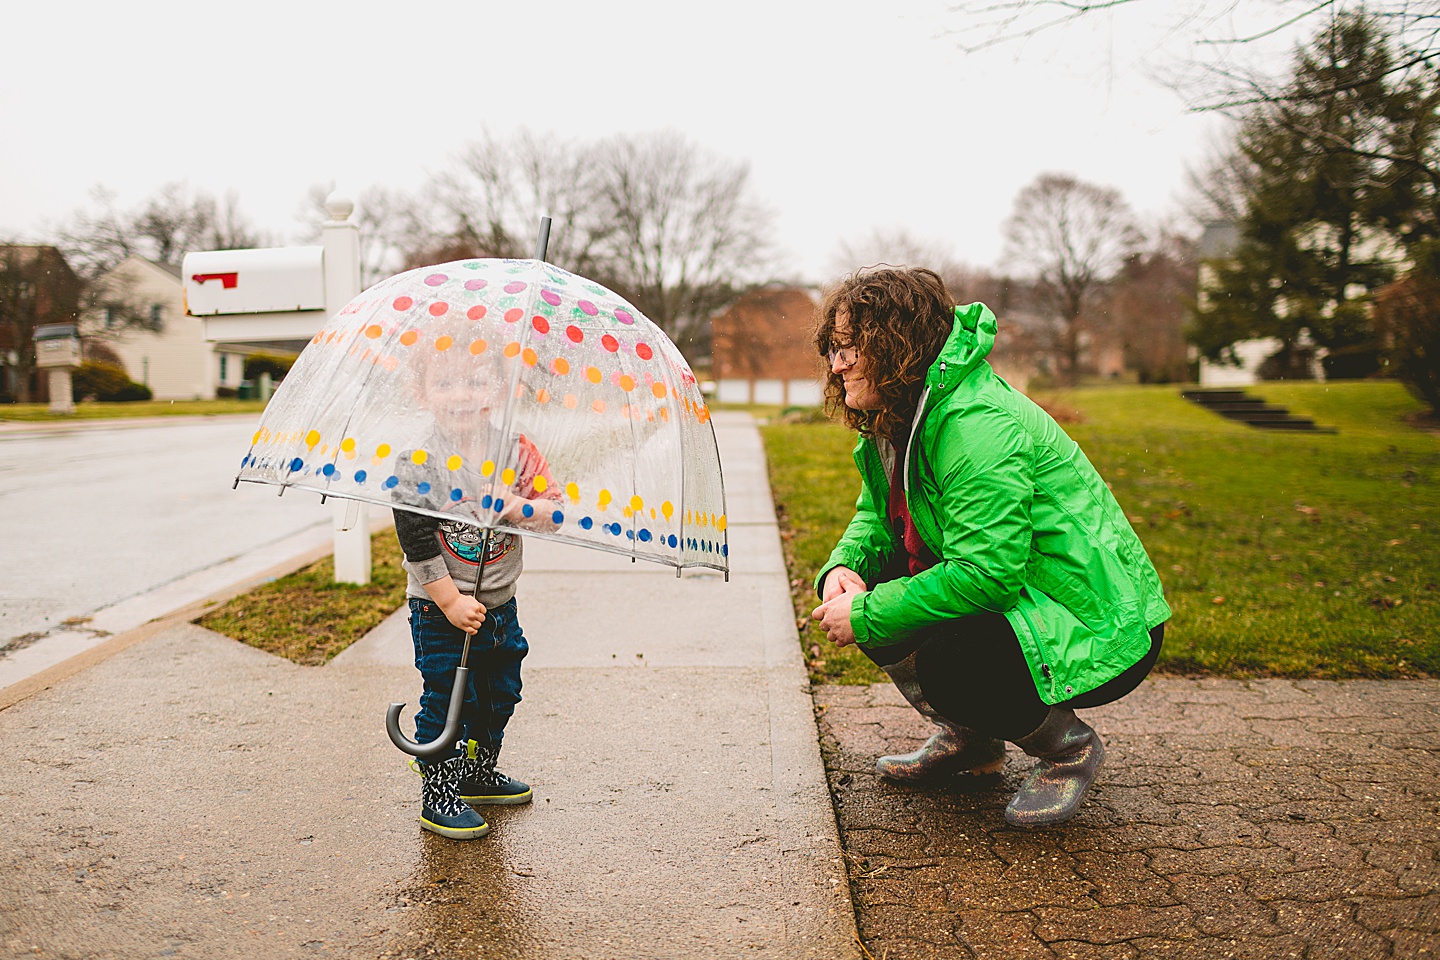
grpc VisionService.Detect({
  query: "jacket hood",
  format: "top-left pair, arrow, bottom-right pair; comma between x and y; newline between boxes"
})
924,302 -> 997,399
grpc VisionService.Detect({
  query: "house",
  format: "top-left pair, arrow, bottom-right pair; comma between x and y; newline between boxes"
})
0,245 -> 82,402
84,256 -> 249,400
710,287 -> 824,405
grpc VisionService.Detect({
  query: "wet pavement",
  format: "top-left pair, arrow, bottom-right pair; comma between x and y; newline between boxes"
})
0,412 -> 857,959
816,677 -> 1440,959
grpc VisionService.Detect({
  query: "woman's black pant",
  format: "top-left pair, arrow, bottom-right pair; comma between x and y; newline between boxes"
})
861,610 -> 1164,743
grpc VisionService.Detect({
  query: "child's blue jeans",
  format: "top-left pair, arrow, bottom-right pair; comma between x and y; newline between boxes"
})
409,596 -> 528,760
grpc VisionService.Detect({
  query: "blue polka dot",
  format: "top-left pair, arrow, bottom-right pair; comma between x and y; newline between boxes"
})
552,510 -> 565,524
354,470 -> 367,484
482,495 -> 493,509
626,529 -> 635,540
383,476 -> 399,489
321,463 -> 336,478
580,516 -> 593,530
721,544 -> 728,557
668,535 -> 678,548
638,529 -> 652,542
522,503 -> 534,518
609,524 -> 622,536
289,457 -> 304,472
493,498 -> 505,513
240,456 -> 249,467
417,481 -> 431,495
450,488 -> 463,502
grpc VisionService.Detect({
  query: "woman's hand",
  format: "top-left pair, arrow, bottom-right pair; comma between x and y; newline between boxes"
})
812,587 -> 862,647
822,566 -> 866,601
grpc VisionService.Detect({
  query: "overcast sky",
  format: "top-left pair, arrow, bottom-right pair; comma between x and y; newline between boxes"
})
1,0 -> 1242,283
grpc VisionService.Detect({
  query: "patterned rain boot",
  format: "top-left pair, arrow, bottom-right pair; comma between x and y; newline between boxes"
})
458,739 -> 533,806
1005,707 -> 1105,827
875,652 -> 1006,782
419,755 -> 491,839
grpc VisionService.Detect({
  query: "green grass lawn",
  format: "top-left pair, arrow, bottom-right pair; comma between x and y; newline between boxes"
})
762,380 -> 1439,684
0,399 -> 268,421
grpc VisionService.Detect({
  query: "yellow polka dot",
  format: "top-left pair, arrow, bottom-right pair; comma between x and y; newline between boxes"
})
376,443 -> 391,459
446,455 -> 462,471
481,460 -> 495,477
305,430 -> 320,449
565,482 -> 580,504
662,501 -> 674,521
340,437 -> 356,453
649,507 -> 656,520
623,507 -> 633,519
412,450 -> 428,465
252,429 -> 263,444
532,476 -> 548,493
501,468 -> 516,485
630,495 -> 644,512
598,489 -> 612,510
716,515 -> 728,532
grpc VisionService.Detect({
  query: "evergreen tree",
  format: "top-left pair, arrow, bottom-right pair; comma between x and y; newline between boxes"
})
1192,13 -> 1440,377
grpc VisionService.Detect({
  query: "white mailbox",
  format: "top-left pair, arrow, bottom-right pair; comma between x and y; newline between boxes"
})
33,323 -> 81,369
184,247 -> 327,343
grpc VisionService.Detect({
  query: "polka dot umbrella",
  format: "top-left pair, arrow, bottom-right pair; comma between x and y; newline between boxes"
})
235,248 -> 728,756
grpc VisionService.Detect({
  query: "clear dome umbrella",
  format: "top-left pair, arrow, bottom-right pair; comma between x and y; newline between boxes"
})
234,225 -> 728,757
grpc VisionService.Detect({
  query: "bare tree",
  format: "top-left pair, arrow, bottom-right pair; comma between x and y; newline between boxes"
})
1003,172 -> 1141,382
1180,121 -> 1260,227
58,182 -> 266,278
298,183 -> 420,287
592,130 -> 775,355
1104,229 -> 1198,382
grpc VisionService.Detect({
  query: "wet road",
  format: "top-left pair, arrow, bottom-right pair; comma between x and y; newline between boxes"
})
0,416 -> 331,646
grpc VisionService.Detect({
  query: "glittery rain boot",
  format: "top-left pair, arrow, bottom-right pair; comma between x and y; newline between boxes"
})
875,652 -> 1006,782
1004,707 -> 1105,827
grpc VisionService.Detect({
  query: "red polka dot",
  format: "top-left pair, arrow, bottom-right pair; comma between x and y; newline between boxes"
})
504,308 -> 523,323
429,301 -> 449,317
532,315 -> 550,334
392,296 -> 413,311
566,325 -> 583,343
635,342 -> 653,360
467,305 -> 487,320
601,334 -> 619,353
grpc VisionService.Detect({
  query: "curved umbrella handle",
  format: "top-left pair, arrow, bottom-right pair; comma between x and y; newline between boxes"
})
385,666 -> 470,760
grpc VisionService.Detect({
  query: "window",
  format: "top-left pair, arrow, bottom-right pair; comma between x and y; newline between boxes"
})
220,355 -> 228,381
149,304 -> 164,327
104,306 -> 116,329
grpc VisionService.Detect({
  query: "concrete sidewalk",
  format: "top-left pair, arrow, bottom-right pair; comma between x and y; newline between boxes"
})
0,411 -> 859,959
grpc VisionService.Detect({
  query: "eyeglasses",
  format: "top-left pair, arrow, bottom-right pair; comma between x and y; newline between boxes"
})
828,344 -> 857,370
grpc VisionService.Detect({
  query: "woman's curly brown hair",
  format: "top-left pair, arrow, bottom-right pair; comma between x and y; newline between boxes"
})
813,267 -> 956,441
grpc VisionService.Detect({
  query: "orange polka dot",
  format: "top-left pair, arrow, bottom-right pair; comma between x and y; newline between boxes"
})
399,330 -> 419,347
434,335 -> 453,351
651,382 -> 667,399
536,388 -> 551,404
563,394 -> 578,409
522,348 -> 538,366
659,407 -> 670,421
551,357 -> 570,376
469,339 -> 488,355
503,342 -> 521,358
619,375 -> 636,392
592,399 -> 606,413
585,366 -> 602,384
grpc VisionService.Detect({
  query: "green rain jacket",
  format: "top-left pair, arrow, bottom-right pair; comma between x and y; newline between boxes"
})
815,303 -> 1171,705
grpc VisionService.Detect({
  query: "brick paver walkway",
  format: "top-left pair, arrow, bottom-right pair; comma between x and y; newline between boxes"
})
815,677 -> 1440,959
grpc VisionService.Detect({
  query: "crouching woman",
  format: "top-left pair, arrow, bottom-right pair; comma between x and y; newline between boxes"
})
810,267 -> 1171,826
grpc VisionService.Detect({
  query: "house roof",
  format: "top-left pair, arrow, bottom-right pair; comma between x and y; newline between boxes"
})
710,287 -> 823,381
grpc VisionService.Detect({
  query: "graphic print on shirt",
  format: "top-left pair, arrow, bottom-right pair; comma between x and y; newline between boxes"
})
438,519 -> 517,567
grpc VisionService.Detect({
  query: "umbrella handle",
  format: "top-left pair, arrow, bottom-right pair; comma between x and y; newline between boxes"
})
385,666 -> 470,760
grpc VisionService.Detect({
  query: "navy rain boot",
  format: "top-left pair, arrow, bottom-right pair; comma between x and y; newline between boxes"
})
458,739 -> 533,806
420,755 -> 491,839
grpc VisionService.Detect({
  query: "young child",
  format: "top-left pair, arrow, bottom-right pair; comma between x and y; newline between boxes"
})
392,335 -> 561,840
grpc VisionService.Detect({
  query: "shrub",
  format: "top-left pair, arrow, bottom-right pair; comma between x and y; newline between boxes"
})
71,361 -> 152,402
244,352 -> 296,382
1374,240 -> 1440,413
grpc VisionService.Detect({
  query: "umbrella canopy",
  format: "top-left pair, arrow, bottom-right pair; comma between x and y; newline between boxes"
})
236,257 -> 728,574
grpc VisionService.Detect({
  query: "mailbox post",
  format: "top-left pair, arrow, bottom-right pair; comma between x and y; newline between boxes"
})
33,323 -> 81,415
183,191 -> 372,584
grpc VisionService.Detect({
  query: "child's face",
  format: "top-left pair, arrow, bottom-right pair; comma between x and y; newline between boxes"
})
420,355 -> 507,435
